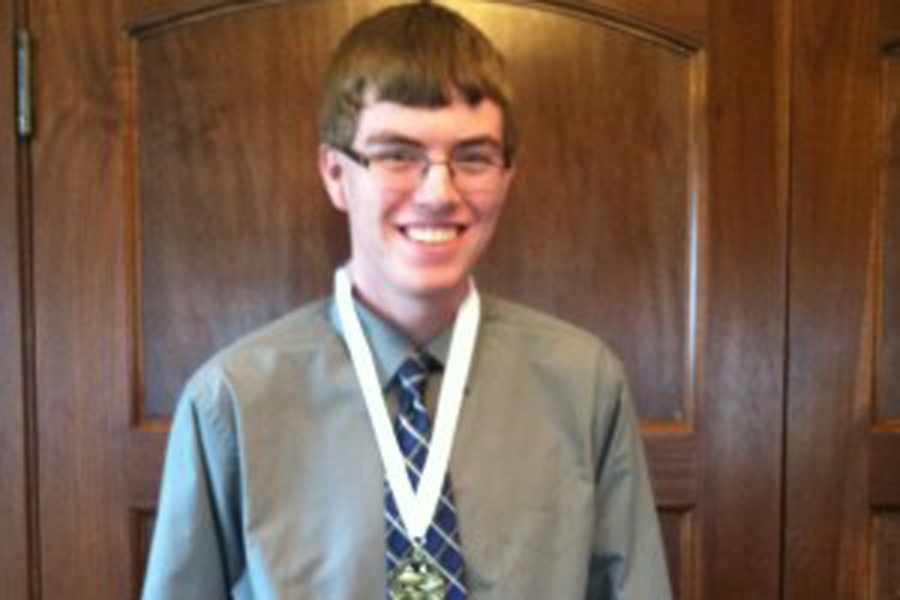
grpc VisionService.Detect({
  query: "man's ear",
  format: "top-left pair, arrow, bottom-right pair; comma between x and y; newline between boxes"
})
319,145 -> 348,211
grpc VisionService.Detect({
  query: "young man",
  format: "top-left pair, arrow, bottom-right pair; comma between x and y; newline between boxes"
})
142,3 -> 671,599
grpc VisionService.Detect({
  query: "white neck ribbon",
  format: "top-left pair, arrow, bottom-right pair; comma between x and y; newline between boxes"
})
334,267 -> 480,541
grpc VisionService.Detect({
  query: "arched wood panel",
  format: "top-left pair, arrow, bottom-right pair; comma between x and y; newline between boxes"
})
134,4 -> 351,418
129,3 -> 707,596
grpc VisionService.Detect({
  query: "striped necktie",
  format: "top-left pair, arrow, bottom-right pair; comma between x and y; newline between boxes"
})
385,355 -> 467,599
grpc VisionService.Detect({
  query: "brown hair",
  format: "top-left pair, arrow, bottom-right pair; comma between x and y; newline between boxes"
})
319,1 -> 517,163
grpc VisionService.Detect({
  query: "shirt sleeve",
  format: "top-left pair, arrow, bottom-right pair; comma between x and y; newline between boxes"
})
588,367 -> 673,600
142,373 -> 244,600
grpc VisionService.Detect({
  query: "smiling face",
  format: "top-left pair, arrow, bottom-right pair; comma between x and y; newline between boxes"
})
320,97 -> 514,319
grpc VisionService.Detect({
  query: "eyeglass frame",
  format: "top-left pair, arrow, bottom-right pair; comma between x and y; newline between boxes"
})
335,143 -> 512,192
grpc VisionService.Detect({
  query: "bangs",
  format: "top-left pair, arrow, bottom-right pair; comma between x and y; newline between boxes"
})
320,2 -> 516,159
367,64 -> 502,109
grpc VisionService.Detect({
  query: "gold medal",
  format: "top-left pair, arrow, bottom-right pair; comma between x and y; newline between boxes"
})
389,546 -> 447,599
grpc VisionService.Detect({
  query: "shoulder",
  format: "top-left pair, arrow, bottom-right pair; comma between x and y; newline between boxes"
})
210,298 -> 336,366
180,297 -> 340,411
480,295 -> 625,379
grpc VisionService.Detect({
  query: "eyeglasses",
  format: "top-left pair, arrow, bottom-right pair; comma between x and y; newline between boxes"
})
338,144 -> 509,193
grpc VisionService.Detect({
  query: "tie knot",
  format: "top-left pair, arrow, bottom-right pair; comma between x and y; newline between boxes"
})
397,353 -> 436,379
394,354 -> 439,414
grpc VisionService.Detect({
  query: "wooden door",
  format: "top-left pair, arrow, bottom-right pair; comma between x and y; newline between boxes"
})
786,0 -> 900,596
25,0 -> 785,598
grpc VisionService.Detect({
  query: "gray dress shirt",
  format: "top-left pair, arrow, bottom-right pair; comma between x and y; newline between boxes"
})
142,295 -> 672,599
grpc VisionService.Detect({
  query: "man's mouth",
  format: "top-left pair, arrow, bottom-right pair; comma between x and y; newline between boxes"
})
400,225 -> 464,245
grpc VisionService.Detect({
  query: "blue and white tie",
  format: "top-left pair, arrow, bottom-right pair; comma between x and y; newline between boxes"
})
385,355 -> 467,599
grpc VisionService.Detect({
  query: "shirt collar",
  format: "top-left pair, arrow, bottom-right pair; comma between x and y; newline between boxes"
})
329,295 -> 453,389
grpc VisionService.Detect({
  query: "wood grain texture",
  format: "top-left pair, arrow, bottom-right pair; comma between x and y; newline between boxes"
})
31,0 -> 133,597
136,3 -> 349,417
701,0 -> 788,596
123,0 -> 707,47
786,0 -> 881,596
470,2 -> 698,425
871,512 -> 900,600
870,432 -> 900,508
0,3 -> 30,600
659,508 -> 696,600
569,0 -> 705,43
644,432 -> 698,508
130,510 -> 156,597
880,51 -> 900,423
883,0 -> 900,42
134,0 -> 700,423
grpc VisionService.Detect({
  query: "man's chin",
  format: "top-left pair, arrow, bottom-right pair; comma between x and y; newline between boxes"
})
397,272 -> 472,303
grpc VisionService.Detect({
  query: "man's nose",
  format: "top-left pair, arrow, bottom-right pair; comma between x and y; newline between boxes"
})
414,160 -> 461,206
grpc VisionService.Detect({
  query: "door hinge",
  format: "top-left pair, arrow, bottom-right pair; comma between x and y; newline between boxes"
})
16,29 -> 33,140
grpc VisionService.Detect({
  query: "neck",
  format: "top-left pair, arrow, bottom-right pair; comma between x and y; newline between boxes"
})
349,272 -> 467,346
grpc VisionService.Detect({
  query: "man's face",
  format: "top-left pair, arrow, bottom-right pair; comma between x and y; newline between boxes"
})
320,96 -> 514,312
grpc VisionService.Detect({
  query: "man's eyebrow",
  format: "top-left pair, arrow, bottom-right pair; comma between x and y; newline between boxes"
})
361,133 -> 504,149
362,133 -> 423,147
453,136 -> 504,150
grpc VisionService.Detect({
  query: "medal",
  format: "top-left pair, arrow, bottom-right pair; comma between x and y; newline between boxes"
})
389,545 -> 448,599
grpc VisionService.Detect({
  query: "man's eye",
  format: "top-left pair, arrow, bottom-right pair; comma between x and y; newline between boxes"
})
454,150 -> 502,168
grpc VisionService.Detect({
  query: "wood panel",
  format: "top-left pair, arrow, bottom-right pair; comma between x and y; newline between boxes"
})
121,0 -> 708,48
0,1 -> 30,598
131,4 -> 707,595
578,0 -> 705,43
31,0 -> 131,597
135,4 -> 349,417
871,512 -> 900,599
474,4 -> 699,425
870,433 -> 900,507
701,0 -> 788,597
130,511 -> 155,596
786,0 -> 882,597
134,0 -> 698,421
879,49 -> 900,423
659,508 -> 697,600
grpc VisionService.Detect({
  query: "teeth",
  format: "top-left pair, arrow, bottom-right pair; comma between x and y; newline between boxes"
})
404,226 -> 460,244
